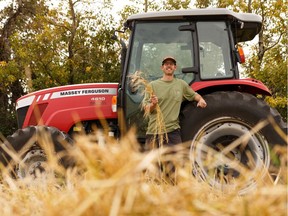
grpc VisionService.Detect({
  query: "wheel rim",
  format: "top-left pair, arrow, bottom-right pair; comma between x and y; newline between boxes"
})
190,117 -> 270,194
17,149 -> 49,179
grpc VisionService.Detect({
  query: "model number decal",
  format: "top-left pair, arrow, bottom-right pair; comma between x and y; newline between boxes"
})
91,97 -> 105,101
90,97 -> 106,105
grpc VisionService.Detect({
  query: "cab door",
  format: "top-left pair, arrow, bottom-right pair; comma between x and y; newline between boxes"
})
120,21 -> 196,142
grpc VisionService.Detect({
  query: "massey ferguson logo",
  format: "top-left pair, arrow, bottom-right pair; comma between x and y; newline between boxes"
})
59,89 -> 110,96
51,88 -> 117,99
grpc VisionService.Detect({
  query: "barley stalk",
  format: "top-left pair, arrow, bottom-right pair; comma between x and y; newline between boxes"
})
128,71 -> 168,148
0,123 -> 286,215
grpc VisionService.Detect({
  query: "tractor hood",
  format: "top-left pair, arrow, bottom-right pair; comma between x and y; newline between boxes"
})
16,83 -> 119,131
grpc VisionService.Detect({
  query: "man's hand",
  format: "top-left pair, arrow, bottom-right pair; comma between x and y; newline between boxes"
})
197,98 -> 207,108
145,94 -> 158,113
150,94 -> 158,106
194,94 -> 207,108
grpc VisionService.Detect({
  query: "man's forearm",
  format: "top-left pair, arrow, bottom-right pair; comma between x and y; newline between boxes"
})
194,94 -> 203,102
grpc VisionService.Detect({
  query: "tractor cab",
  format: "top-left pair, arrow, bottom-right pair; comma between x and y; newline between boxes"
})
118,8 -> 262,141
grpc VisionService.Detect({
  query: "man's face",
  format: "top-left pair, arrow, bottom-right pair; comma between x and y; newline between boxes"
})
161,60 -> 177,76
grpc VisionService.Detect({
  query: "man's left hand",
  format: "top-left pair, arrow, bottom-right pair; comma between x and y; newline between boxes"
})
197,98 -> 207,108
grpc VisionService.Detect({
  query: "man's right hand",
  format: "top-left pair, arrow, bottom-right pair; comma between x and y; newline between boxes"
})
145,94 -> 158,113
150,94 -> 158,106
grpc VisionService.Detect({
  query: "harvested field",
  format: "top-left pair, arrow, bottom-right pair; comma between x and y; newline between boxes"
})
0,128 -> 287,216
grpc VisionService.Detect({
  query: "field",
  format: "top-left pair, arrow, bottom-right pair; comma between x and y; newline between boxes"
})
0,128 -> 287,216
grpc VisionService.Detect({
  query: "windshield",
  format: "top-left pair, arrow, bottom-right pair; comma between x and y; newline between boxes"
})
128,21 -> 195,83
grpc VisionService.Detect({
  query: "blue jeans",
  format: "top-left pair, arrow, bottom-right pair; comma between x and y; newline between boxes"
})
145,129 -> 181,183
145,129 -> 182,149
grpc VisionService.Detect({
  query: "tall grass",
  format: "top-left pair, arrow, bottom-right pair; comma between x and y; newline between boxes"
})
0,127 -> 287,216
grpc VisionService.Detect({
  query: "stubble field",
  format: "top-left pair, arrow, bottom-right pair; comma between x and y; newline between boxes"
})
0,127 -> 286,216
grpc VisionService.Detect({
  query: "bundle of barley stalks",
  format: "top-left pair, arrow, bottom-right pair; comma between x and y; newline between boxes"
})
0,126 -> 286,216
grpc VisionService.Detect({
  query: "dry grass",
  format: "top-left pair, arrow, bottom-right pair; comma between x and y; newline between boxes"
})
0,127 -> 287,216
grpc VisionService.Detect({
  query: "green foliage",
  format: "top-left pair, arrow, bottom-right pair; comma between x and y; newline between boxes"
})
239,0 -> 287,121
244,41 -> 287,121
0,61 -> 23,135
0,0 -> 51,136
9,0 -> 121,89
163,0 -> 191,10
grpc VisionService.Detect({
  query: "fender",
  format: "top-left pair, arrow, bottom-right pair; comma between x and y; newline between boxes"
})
191,78 -> 271,96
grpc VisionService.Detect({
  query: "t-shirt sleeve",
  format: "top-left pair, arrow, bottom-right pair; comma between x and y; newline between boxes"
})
182,80 -> 197,101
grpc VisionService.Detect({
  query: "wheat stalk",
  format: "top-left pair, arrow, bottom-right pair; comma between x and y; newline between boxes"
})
0,123 -> 286,215
128,71 -> 168,149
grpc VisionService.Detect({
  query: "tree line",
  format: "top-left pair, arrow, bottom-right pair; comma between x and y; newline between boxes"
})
0,0 -> 286,136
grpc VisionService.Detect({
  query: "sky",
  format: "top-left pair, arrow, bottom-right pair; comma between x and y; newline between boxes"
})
0,1 -> 6,9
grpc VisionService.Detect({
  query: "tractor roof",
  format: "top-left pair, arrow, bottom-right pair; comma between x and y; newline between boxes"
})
127,8 -> 261,23
126,8 -> 262,42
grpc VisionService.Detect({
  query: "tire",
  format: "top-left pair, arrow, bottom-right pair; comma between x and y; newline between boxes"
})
180,91 -> 287,194
0,126 -> 74,179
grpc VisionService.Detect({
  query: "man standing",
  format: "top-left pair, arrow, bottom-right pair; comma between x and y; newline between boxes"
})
143,56 -> 207,148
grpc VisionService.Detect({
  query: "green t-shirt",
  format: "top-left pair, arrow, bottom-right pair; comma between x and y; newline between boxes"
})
143,78 -> 196,135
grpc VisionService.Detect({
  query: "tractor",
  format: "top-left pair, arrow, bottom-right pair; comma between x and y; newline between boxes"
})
1,8 -> 286,194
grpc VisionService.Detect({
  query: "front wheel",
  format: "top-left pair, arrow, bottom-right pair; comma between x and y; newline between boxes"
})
180,91 -> 287,194
0,126 -> 74,179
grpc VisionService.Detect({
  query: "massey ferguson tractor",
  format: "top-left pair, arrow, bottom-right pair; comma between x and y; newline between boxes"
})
1,8 -> 286,193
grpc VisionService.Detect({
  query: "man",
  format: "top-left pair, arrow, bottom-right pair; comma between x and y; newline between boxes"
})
143,56 -> 207,148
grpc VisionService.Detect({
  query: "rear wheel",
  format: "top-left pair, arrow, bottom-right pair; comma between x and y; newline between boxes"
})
180,91 -> 287,194
0,126 -> 74,179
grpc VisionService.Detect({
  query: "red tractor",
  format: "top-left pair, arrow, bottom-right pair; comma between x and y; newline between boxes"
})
2,8 -> 286,193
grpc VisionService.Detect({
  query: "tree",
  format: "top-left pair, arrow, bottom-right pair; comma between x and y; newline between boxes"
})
162,0 -> 191,10
0,0 -> 47,136
10,0 -> 121,89
240,0 -> 287,120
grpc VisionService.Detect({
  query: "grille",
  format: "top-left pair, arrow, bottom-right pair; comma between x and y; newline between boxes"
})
16,106 -> 29,128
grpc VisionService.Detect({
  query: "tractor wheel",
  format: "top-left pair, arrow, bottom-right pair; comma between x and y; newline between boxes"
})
0,126 -> 74,179
180,91 -> 287,194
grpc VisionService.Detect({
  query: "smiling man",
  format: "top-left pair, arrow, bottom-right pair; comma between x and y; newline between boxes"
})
143,56 -> 207,148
